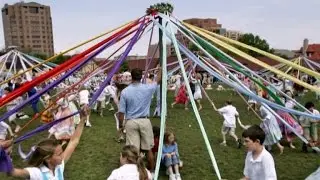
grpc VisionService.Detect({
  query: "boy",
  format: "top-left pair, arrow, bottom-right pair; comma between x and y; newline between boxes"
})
213,100 -> 242,148
241,125 -> 277,180
299,102 -> 319,152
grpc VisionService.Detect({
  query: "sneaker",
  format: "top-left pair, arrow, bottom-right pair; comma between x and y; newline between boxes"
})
220,142 -> 227,146
169,174 -> 175,180
237,139 -> 242,149
176,174 -> 182,180
85,121 -> 92,127
19,115 -> 29,120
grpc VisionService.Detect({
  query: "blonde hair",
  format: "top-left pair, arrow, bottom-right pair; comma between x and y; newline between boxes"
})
121,145 -> 148,180
28,139 -> 60,167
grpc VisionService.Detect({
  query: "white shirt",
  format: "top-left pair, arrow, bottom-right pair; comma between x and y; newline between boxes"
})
79,90 -> 89,105
25,160 -> 65,180
107,164 -> 152,180
0,121 -> 10,140
218,105 -> 239,128
175,75 -> 181,87
244,148 -> 277,180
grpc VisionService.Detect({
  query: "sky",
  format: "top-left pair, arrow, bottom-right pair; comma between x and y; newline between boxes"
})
0,0 -> 319,57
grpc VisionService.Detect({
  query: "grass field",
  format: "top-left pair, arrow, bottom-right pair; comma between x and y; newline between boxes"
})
0,88 -> 319,180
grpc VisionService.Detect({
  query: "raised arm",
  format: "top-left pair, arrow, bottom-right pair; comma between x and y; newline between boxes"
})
62,105 -> 89,163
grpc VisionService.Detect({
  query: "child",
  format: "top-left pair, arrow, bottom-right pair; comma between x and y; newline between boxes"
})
213,100 -> 242,148
8,105 -> 89,179
40,94 -> 54,123
171,84 -> 189,110
259,105 -> 284,154
107,145 -> 152,180
299,102 -> 319,152
241,125 -> 277,180
0,121 -> 14,155
152,126 -> 160,159
162,131 -> 182,180
48,98 -> 75,143
79,86 -> 92,127
3,87 -> 21,133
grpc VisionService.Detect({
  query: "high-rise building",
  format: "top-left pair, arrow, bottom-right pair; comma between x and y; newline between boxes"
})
1,2 -> 54,57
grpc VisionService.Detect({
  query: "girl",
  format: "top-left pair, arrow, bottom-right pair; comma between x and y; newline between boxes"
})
3,87 -> 21,133
171,84 -> 188,110
162,132 -> 182,180
259,105 -> 284,154
276,110 -> 303,149
191,74 -> 202,111
48,99 -> 75,142
79,86 -> 91,127
0,121 -> 14,155
107,145 -> 152,180
67,93 -> 81,125
40,94 -> 54,124
8,105 -> 89,179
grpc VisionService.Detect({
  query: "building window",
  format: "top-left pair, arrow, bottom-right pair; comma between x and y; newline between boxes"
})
29,7 -> 39,14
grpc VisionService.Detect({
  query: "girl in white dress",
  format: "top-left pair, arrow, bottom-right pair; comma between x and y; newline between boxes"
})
191,74 -> 202,110
259,105 -> 284,154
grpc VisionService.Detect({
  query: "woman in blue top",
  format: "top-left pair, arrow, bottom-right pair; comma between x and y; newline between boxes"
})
8,105 -> 89,180
162,131 -> 182,180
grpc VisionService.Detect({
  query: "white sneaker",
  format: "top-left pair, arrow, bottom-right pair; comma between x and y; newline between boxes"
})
169,174 -> 175,180
220,142 -> 227,146
85,121 -> 92,127
19,115 -> 29,120
176,174 -> 182,180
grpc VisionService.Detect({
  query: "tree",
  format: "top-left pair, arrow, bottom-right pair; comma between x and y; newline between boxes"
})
30,53 -> 48,60
51,55 -> 71,64
238,33 -> 272,57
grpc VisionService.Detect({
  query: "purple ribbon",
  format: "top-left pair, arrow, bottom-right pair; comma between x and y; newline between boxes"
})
0,148 -> 13,173
14,19 -> 146,144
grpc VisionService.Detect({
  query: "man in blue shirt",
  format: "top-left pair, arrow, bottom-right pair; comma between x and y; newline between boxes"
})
119,66 -> 161,174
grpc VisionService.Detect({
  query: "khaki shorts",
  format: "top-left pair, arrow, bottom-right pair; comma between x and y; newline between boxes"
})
303,124 -> 318,141
221,125 -> 236,136
125,118 -> 154,151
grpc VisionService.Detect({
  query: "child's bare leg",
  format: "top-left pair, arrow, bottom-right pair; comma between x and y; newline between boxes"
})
167,166 -> 174,175
174,164 -> 180,174
171,102 -> 177,108
197,100 -> 202,110
277,142 -> 284,154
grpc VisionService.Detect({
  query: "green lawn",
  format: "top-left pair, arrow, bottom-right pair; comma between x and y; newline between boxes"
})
1,89 -> 319,180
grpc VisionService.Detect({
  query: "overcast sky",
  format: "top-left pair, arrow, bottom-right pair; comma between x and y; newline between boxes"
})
0,0 -> 319,57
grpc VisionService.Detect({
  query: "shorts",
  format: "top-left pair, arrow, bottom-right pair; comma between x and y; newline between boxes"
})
221,125 -> 236,136
303,124 -> 318,141
163,154 -> 180,167
125,118 -> 154,151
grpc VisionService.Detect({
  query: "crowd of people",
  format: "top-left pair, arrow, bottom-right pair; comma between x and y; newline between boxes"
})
0,67 -> 319,180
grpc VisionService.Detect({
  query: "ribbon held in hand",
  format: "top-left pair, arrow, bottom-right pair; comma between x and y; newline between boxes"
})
0,148 -> 13,173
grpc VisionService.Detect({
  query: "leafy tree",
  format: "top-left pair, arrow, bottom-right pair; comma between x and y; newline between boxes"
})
30,53 -> 48,60
238,33 -> 272,57
51,55 -> 71,64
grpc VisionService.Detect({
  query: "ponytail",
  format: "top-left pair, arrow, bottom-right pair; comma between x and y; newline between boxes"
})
137,157 -> 148,180
121,145 -> 149,180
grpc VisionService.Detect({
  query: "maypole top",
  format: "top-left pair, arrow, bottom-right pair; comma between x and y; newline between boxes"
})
146,2 -> 174,15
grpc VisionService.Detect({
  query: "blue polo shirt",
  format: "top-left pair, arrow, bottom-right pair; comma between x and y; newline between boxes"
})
119,82 -> 157,120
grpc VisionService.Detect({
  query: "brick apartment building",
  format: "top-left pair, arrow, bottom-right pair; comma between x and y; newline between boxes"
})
1,2 -> 54,56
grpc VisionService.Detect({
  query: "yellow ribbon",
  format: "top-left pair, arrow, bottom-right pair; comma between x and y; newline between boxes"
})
187,23 -> 320,79
183,22 -> 320,92
0,19 -> 135,86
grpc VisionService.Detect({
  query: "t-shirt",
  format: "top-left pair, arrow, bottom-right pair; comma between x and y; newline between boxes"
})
107,164 -> 152,180
218,105 -> 239,128
0,121 -> 10,140
25,160 -> 65,180
244,148 -> 277,180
